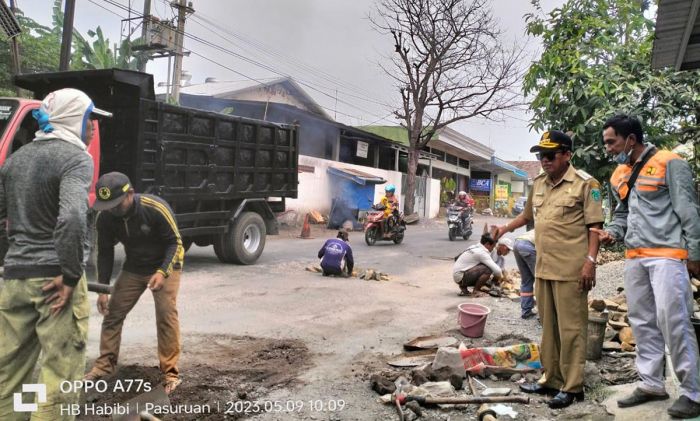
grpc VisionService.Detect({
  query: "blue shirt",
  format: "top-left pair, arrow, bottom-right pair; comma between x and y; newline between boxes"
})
318,239 -> 354,273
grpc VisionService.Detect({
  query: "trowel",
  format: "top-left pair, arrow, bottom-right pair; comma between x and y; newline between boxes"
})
112,385 -> 169,421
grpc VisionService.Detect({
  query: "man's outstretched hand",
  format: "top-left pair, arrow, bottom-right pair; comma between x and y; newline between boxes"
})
590,228 -> 615,245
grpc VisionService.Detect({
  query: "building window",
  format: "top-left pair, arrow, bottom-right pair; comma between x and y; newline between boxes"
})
378,148 -> 396,170
446,153 -> 458,165
458,158 -> 469,169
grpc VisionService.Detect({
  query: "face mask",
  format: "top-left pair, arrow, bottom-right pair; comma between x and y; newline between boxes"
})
613,137 -> 631,165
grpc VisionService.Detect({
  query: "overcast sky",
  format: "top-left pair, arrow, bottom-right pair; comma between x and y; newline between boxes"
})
24,0 -> 566,161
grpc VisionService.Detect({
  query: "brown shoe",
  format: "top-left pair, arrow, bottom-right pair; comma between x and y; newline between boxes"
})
617,388 -> 669,408
83,370 -> 108,382
164,378 -> 182,395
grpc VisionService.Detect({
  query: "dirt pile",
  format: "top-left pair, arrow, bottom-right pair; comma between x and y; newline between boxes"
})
81,335 -> 311,420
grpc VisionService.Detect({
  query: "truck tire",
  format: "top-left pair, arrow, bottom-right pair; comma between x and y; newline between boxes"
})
214,212 -> 266,264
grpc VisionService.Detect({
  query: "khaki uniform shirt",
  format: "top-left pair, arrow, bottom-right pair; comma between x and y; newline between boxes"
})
523,164 -> 604,281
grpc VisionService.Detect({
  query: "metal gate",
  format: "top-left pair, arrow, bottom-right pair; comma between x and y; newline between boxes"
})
401,174 -> 428,218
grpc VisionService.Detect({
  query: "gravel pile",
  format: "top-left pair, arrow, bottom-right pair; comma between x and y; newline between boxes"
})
591,260 -> 625,300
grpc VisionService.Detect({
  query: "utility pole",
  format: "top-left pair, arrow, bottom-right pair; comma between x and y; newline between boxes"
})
137,0 -> 151,72
8,0 -> 21,94
170,0 -> 193,104
59,0 -> 76,71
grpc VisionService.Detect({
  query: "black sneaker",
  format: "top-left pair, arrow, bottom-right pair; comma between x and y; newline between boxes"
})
667,396 -> 700,419
522,310 -> 536,319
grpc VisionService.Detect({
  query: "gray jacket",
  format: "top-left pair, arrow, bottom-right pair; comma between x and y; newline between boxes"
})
0,139 -> 93,286
607,144 -> 700,261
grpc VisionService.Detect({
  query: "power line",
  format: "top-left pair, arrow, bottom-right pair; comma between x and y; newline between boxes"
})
100,0 -> 396,126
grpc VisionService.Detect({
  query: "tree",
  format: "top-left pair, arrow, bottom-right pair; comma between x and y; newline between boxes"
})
523,0 -> 700,183
371,0 -> 524,214
72,27 -> 147,70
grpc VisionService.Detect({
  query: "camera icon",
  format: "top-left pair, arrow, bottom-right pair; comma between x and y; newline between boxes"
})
13,384 -> 47,413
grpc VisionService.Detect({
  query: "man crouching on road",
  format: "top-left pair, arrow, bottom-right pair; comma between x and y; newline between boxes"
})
0,89 -> 101,420
452,234 -> 503,296
85,172 -> 185,395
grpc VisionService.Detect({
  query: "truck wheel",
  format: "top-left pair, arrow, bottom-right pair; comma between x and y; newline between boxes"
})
214,212 -> 266,264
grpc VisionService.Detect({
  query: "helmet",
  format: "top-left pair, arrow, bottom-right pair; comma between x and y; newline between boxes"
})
385,184 -> 396,193
458,191 -> 467,199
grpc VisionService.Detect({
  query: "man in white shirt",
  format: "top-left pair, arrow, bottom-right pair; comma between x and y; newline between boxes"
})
453,234 -> 503,296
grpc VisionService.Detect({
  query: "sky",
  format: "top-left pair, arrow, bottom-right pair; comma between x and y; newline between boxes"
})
23,0 -> 567,161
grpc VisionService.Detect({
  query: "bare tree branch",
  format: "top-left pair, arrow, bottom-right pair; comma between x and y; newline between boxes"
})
370,0 -> 526,214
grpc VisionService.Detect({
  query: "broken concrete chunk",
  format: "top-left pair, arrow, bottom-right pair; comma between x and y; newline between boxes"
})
590,299 -> 606,312
609,320 -> 629,330
431,347 -> 465,379
621,342 -> 636,352
603,341 -> 622,351
482,387 -> 512,397
370,374 -> 396,395
604,299 -> 620,310
619,327 -> 636,345
604,327 -> 617,342
617,303 -> 628,313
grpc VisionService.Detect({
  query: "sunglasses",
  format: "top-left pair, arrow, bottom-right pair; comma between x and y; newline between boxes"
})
536,150 -> 564,161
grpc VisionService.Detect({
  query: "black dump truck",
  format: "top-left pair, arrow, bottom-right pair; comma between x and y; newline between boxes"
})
13,69 -> 299,264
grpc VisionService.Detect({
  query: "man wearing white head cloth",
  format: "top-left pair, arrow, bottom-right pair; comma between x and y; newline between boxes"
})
0,88 -> 109,420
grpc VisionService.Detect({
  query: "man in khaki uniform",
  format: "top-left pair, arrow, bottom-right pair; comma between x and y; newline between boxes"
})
496,131 -> 604,409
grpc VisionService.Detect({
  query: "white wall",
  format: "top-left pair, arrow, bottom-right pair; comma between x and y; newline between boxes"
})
427,178 -> 441,218
511,181 -> 525,193
286,155 -> 404,216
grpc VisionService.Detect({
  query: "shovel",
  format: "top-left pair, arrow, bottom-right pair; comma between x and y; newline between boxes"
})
112,385 -> 169,421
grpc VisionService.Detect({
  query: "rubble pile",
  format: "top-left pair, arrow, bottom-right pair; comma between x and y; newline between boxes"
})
591,278 -> 700,354
359,269 -> 390,281
596,249 -> 625,265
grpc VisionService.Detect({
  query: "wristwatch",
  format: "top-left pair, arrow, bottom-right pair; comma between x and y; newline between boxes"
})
586,255 -> 597,265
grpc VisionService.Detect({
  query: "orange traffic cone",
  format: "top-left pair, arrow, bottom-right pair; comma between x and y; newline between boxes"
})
299,213 -> 311,239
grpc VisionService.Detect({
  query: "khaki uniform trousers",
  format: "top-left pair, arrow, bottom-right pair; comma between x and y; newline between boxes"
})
535,278 -> 588,393
92,270 -> 180,380
0,276 -> 89,421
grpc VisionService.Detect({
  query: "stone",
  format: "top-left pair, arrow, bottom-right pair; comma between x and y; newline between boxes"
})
370,374 -> 395,395
619,327 -> 636,345
691,277 -> 700,288
449,374 -> 464,391
584,361 -> 602,388
621,342 -> 636,352
590,299 -> 607,312
604,327 -> 617,342
604,299 -> 620,310
411,368 -> 430,386
482,387 -> 512,397
431,347 -> 466,379
510,373 -> 522,382
405,401 -> 423,418
618,303 -> 628,313
489,374 -> 499,382
609,320 -> 629,330
603,341 -> 622,351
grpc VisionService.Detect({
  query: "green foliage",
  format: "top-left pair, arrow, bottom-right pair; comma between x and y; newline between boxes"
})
0,1 -> 147,96
524,0 -> 700,183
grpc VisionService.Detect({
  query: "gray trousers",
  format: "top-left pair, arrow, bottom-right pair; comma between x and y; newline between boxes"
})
513,239 -> 536,316
625,258 -> 700,402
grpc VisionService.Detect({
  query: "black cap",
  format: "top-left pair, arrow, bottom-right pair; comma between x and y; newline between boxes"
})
529,130 -> 573,153
94,172 -> 131,211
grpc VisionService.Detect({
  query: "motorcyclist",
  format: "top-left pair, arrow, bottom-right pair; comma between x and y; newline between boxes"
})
379,184 -> 399,233
453,191 -> 472,225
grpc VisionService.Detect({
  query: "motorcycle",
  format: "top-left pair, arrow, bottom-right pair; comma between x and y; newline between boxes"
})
447,205 -> 473,241
364,203 -> 406,246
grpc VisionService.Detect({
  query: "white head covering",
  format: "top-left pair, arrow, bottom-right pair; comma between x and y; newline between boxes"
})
33,88 -> 107,151
498,237 -> 514,250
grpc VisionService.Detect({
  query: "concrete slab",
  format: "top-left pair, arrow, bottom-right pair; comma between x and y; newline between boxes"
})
603,382 -> 700,421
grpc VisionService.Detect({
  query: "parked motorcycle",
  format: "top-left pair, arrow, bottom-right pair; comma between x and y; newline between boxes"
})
364,204 -> 406,246
447,205 -> 473,241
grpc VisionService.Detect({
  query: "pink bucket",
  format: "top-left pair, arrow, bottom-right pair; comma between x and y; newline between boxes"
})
457,303 -> 491,338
